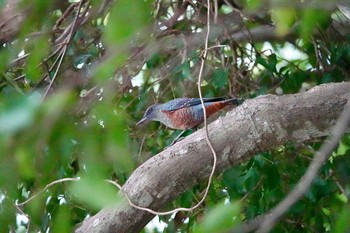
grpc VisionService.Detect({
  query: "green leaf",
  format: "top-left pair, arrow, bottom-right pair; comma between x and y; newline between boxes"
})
0,93 -> 41,134
146,53 -> 162,69
99,1 -> 152,82
15,148 -> 35,180
301,9 -> 330,38
69,176 -> 122,210
281,70 -> 306,93
256,56 -> 269,69
51,205 -> 72,233
25,36 -> 50,83
267,54 -> 277,72
334,141 -> 350,156
195,201 -> 240,233
272,7 -> 296,36
181,62 -> 192,81
104,1 -> 152,44
211,68 -> 228,88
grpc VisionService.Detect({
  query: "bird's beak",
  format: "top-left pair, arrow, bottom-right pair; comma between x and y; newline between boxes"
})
136,117 -> 148,126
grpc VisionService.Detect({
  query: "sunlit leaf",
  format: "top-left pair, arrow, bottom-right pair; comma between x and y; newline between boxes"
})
104,0 -> 152,44
195,201 -> 240,233
301,9 -> 330,38
272,7 -> 296,36
69,176 -> 122,210
0,93 -> 41,134
334,206 -> 350,233
51,205 -> 72,233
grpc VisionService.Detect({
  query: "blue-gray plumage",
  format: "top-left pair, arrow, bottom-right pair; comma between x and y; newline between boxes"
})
137,97 -> 244,130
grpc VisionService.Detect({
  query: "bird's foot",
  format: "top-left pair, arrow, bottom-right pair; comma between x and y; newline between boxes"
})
166,130 -> 187,148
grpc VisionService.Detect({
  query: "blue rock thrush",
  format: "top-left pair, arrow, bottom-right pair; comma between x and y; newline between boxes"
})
136,97 -> 244,130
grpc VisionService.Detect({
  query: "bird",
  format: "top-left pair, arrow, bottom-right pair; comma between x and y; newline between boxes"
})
136,97 -> 244,130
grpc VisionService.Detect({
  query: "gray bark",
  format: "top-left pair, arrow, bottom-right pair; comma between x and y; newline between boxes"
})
0,0 -> 25,44
76,82 -> 350,233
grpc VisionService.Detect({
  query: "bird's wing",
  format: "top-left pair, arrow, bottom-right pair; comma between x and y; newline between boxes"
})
163,97 -> 227,112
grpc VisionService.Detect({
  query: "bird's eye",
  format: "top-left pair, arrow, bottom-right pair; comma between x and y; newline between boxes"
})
146,107 -> 153,114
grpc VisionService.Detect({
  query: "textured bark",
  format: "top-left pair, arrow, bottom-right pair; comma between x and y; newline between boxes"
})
76,82 -> 350,233
0,0 -> 26,44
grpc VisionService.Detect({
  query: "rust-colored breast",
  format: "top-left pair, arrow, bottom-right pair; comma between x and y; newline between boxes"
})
162,108 -> 202,130
162,101 -> 232,130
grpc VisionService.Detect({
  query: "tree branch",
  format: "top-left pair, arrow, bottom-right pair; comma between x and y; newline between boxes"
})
76,82 -> 350,233
257,94 -> 350,232
0,0 -> 26,44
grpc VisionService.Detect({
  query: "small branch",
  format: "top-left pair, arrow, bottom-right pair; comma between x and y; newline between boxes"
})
161,1 -> 189,28
8,53 -> 30,68
17,178 -> 80,206
42,0 -> 88,100
41,48 -> 66,99
53,3 -> 79,31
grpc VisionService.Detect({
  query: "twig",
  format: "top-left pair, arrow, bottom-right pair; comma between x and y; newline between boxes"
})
96,0 -> 112,16
53,3 -> 79,31
206,45 -> 227,50
239,177 -> 264,203
11,200 -> 31,233
17,178 -> 80,206
34,45 -> 64,89
8,53 -> 30,68
42,0 -> 88,100
0,190 -> 32,233
138,135 -> 146,157
213,0 -> 218,24
41,48 -> 66,99
334,178 -> 349,199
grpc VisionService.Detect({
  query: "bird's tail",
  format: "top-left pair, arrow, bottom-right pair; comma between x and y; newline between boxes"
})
224,98 -> 245,105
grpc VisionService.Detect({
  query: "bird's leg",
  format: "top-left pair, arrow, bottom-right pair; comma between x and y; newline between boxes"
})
167,126 -> 198,147
168,130 -> 187,147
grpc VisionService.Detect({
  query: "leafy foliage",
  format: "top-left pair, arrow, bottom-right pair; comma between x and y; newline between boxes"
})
0,0 -> 350,232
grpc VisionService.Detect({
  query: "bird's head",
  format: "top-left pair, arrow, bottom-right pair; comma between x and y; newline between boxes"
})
136,104 -> 160,126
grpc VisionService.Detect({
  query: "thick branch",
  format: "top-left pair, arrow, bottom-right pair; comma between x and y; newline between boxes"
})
76,82 -> 350,233
0,0 -> 26,44
258,91 -> 350,232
